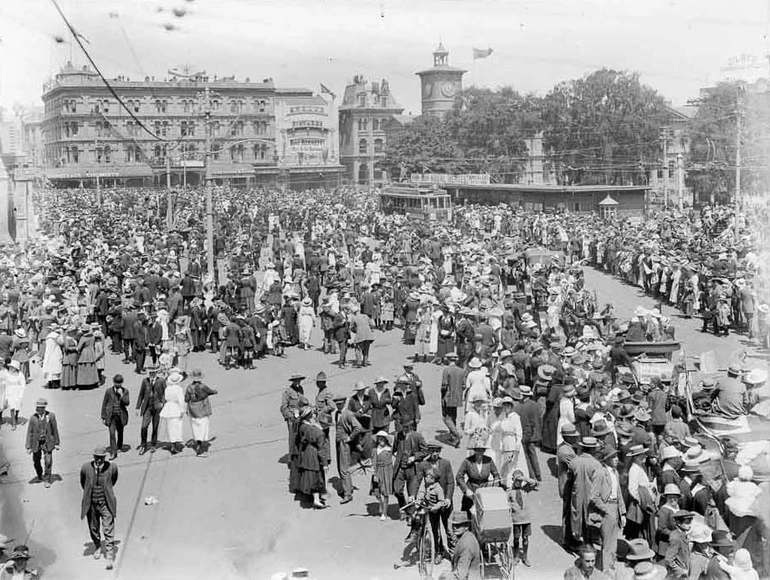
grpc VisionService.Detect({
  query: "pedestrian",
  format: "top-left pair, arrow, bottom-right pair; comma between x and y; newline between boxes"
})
4,361 -> 25,431
334,395 -> 362,504
450,511 -> 481,580
101,374 -> 130,460
314,371 -> 335,448
440,352 -> 464,448
350,305 -> 374,367
76,324 -> 99,388
518,385 -> 543,482
371,431 -> 394,521
136,364 -> 165,455
159,370 -> 186,455
25,398 -> 60,488
185,368 -> 218,457
332,307 -> 350,368
80,446 -> 119,569
496,396 -> 526,487
280,373 -> 308,491
663,510 -> 693,579
625,444 -> 657,543
368,376 -> 392,438
393,420 -> 428,515
41,323 -> 63,389
296,407 -> 329,509
298,297 -> 315,350
591,447 -> 626,572
0,545 -> 37,579
509,469 -> 538,567
569,436 -> 604,546
564,544 -> 609,580
455,430 -> 502,513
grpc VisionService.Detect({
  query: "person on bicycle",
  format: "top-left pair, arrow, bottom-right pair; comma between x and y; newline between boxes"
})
411,468 -> 450,565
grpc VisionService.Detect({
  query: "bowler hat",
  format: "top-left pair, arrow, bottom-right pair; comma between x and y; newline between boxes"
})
93,446 -> 108,457
113,374 -> 124,384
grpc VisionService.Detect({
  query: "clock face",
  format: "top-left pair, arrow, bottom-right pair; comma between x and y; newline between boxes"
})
423,83 -> 433,98
441,81 -> 457,97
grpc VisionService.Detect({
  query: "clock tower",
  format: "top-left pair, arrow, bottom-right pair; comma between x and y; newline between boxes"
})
416,43 -> 466,118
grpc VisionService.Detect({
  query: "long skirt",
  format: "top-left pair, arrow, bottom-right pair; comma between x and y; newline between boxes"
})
190,416 -> 210,441
61,363 -> 77,388
298,466 -> 326,495
76,362 -> 98,386
165,416 -> 184,443
436,336 -> 454,359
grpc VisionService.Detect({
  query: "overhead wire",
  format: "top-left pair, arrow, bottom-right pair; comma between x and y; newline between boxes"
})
48,0 -> 164,142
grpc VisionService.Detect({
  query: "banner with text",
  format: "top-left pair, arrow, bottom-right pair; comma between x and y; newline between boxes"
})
410,173 -> 490,186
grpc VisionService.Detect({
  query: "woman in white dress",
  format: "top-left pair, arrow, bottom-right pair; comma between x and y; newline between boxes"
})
497,396 -> 528,484
42,323 -> 64,389
464,359 -> 491,413
5,361 -> 26,430
160,371 -> 186,454
297,297 -> 316,350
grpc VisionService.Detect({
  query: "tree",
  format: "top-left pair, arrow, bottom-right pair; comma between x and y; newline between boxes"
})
541,69 -> 669,185
380,115 -> 464,178
685,81 -> 770,205
444,87 -> 543,181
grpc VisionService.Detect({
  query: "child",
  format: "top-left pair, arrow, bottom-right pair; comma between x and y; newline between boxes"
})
508,469 -> 538,567
656,484 -> 681,557
719,548 -> 759,580
371,431 -> 393,521
410,469 -> 449,548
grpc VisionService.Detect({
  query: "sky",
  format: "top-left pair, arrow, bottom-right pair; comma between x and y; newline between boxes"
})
0,0 -> 768,115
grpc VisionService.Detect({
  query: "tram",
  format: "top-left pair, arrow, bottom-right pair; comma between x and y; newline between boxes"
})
378,183 -> 452,222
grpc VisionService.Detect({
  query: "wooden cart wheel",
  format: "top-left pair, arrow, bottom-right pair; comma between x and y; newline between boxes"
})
418,520 -> 435,579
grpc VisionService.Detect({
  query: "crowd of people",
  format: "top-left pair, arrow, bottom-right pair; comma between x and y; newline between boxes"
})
0,183 -> 768,578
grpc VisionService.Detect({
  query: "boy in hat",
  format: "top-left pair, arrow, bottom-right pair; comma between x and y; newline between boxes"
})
509,470 -> 539,567
25,398 -> 60,488
663,510 -> 694,578
417,442 -> 455,558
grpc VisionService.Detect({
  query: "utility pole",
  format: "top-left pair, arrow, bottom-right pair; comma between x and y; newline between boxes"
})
660,127 -> 669,210
676,152 -> 684,211
204,86 -> 215,282
95,136 -> 101,204
734,103 -> 742,243
165,153 -> 173,230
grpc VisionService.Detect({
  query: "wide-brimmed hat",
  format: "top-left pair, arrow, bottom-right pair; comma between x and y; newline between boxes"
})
688,523 -> 713,544
710,530 -> 735,548
633,562 -> 666,580
451,511 -> 470,526
167,372 -> 184,385
591,420 -> 611,436
626,444 -> 647,457
625,539 -> 655,561
660,446 -> 681,461
519,385 -> 533,397
579,436 -> 600,449
13,328 -> 26,338
301,297 -> 312,306
510,388 -> 523,401
289,373 -> 305,382
374,430 -> 390,441
352,381 -> 367,392
562,346 -> 577,358
468,358 -> 482,369
373,376 -> 389,385
662,483 -> 681,497
537,365 -> 556,381
7,360 -> 20,371
634,409 -> 651,423
470,393 -> 487,404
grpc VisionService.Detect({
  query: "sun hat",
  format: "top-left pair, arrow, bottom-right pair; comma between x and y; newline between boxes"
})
663,483 -> 681,496
538,365 -> 556,381
633,562 -> 666,580
562,385 -> 577,398
561,423 -> 579,438
626,444 -> 647,457
471,394 -> 487,404
660,446 -> 681,461
167,372 -> 184,385
468,358 -> 482,369
579,436 -> 600,449
592,420 -> 611,436
625,539 -> 655,561
352,381 -> 367,392
688,523 -> 713,544
634,409 -> 651,423
290,373 -> 306,382
519,385 -> 533,397
374,430 -> 390,441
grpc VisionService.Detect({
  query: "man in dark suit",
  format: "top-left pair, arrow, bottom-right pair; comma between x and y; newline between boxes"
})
393,421 -> 428,517
518,385 -> 543,482
136,365 -> 165,455
121,305 -> 137,363
101,375 -> 130,459
133,312 -> 148,374
25,398 -> 60,488
80,446 -> 119,569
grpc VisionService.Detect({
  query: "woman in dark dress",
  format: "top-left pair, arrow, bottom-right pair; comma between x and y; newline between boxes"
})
61,326 -> 79,390
296,407 -> 329,509
435,306 -> 456,360
282,296 -> 299,346
368,377 -> 392,434
402,292 -> 421,345
455,429 -> 503,512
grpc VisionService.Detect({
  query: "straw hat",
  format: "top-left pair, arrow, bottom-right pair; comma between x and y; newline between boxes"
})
468,358 -> 482,369
662,483 -> 681,496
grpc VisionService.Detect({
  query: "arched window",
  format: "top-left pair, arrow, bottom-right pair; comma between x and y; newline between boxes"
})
358,139 -> 368,155
358,163 -> 368,184
103,145 -> 111,163
374,138 -> 384,154
372,118 -> 380,131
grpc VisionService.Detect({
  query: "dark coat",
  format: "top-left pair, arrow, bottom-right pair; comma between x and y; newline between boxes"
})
368,387 -> 391,430
101,386 -> 130,426
25,410 -> 61,453
519,399 -> 542,444
137,376 -> 166,414
80,460 -> 118,518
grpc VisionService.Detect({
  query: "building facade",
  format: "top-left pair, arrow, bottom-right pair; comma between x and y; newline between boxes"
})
415,44 -> 466,119
338,75 -> 404,185
41,62 -> 342,189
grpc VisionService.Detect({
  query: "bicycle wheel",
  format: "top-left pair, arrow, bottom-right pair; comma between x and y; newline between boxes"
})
418,522 -> 435,579
497,540 -> 514,580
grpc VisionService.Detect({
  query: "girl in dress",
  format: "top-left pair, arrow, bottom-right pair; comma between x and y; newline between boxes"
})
371,431 -> 394,521
5,361 -> 25,430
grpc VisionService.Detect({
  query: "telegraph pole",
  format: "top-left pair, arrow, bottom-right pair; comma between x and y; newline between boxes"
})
676,152 -> 684,211
734,106 -> 742,243
660,127 -> 669,209
204,86 -> 215,282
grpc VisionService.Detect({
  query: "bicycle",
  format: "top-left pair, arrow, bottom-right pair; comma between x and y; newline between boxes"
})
399,498 -> 436,579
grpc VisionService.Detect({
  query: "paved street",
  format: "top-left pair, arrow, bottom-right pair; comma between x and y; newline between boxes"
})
0,267 -> 762,580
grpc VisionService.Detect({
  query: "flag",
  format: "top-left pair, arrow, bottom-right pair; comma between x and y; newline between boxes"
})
473,47 -> 493,60
319,83 -> 336,100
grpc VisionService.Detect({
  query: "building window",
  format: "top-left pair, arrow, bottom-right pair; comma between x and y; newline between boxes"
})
258,99 -> 267,113
373,138 -> 384,154
230,100 -> 243,113
231,121 -> 244,136
253,144 -> 268,160
359,139 -> 368,155
210,99 -> 220,111
668,160 -> 676,177
71,146 -> 79,163
230,144 -> 244,162
132,99 -> 140,113
253,120 -> 268,135
357,94 -> 366,106
372,118 -> 380,131
357,118 -> 369,131
211,121 -> 220,135
96,146 -> 103,163
155,99 -> 167,113
358,163 -> 368,184
657,169 -> 663,179
212,143 -> 221,160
